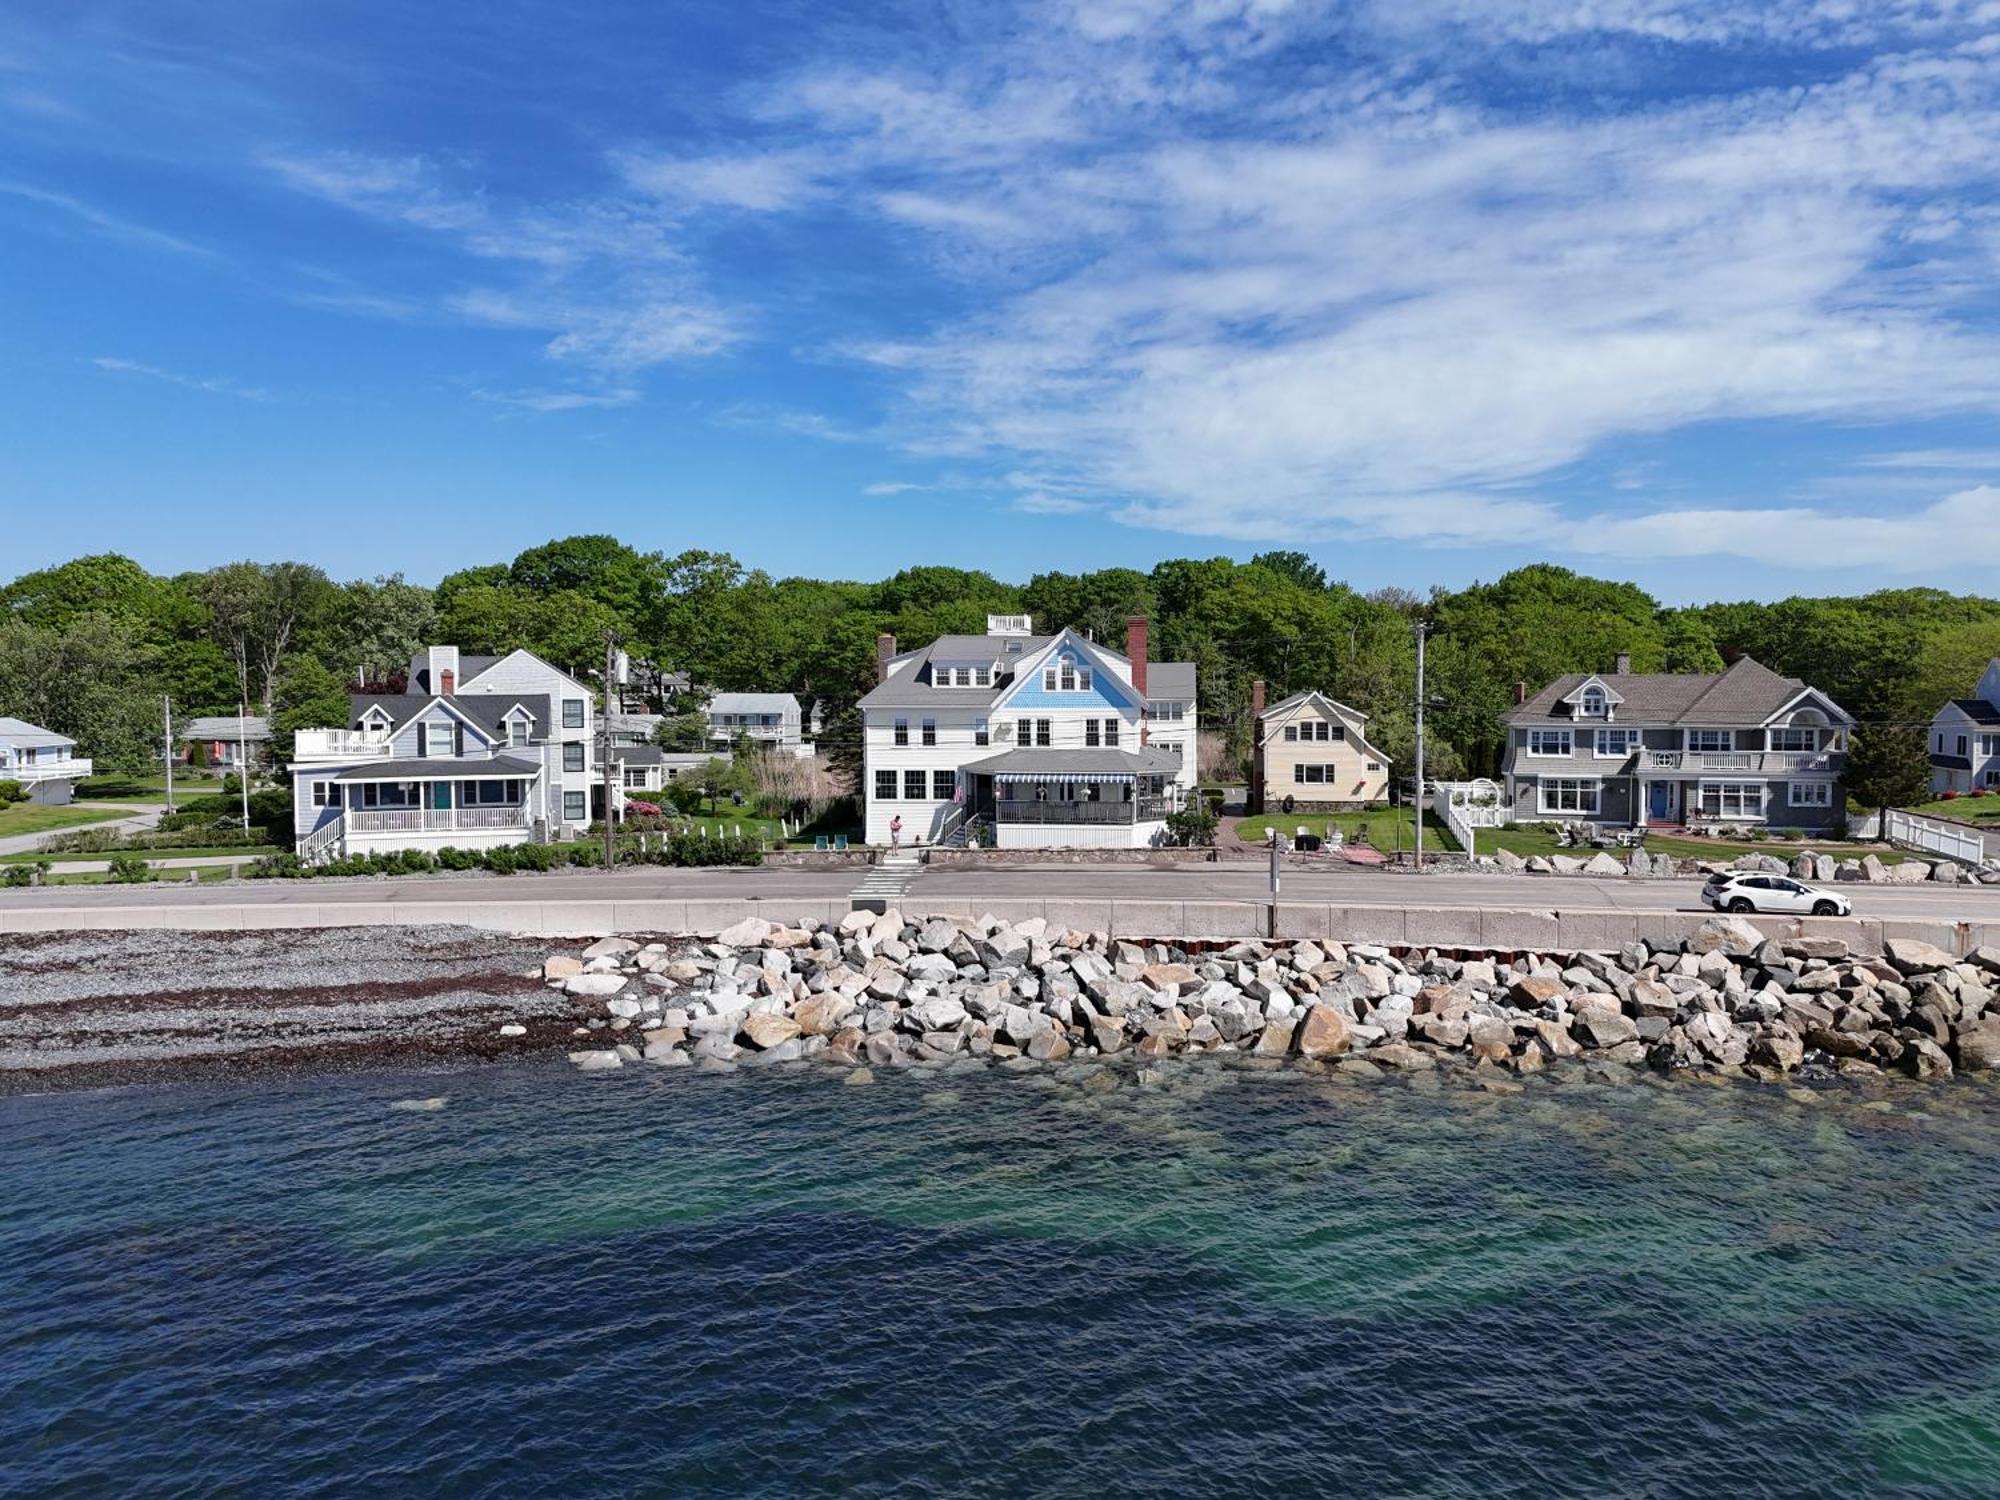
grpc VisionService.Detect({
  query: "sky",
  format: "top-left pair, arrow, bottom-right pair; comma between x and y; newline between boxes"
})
6,0 -> 2000,602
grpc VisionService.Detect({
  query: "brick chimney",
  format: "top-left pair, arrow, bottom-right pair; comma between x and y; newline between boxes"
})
440,668 -> 455,696
1614,653 -> 1631,674
876,632 -> 897,683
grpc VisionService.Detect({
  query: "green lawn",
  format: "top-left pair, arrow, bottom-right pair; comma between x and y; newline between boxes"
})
1470,824 -> 1927,865
0,802 -> 128,840
1238,809 -> 1455,853
44,863 -> 240,886
74,773 -> 229,805
1897,794 -> 2000,826
632,811 -> 787,841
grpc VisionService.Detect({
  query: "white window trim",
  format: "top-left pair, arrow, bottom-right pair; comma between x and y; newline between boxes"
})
1787,782 -> 1833,808
1527,729 -> 1574,757
1593,728 -> 1640,759
1686,729 -> 1733,753
1537,776 -> 1601,815
1697,779 -> 1766,819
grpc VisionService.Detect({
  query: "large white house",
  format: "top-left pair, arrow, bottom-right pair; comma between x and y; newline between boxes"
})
859,615 -> 1197,849
0,718 -> 92,804
706,692 -> 814,758
1929,657 -> 2000,794
290,645 -> 597,862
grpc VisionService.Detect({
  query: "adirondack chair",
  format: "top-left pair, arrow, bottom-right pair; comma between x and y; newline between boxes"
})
814,835 -> 830,851
834,834 -> 849,851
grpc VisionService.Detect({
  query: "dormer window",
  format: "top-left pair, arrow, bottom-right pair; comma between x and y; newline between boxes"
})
1580,687 -> 1607,718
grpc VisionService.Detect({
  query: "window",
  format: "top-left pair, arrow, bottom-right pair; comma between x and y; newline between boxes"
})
1104,719 -> 1119,747
1698,781 -> 1764,819
1981,735 -> 2000,758
921,717 -> 936,747
1687,730 -> 1732,753
1366,761 -> 1385,772
1527,729 -> 1573,757
893,718 -> 909,747
1539,778 -> 1601,815
932,770 -> 955,800
1579,687 -> 1607,717
1957,734 -> 1969,757
1937,733 -> 1946,753
903,770 -> 926,799
1769,727 -> 1816,753
972,668 -> 988,687
1294,764 -> 1335,784
1595,728 -> 1641,758
1788,782 -> 1832,807
310,781 -> 342,808
1985,770 -> 2000,788
1060,662 -> 1076,691
1079,667 -> 1093,691
974,718 -> 989,746
562,699 -> 585,730
874,769 -> 897,800
563,743 -> 585,773
1283,725 -> 1298,742
563,791 -> 586,822
1016,718 -> 1031,745
508,718 -> 530,747
1035,719 -> 1051,747
1148,700 -> 1185,721
1043,666 -> 1059,691
1085,720 -> 1100,747
624,769 -> 647,789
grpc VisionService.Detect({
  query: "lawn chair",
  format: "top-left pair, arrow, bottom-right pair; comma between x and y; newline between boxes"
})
814,835 -> 830,852
834,834 -> 849,851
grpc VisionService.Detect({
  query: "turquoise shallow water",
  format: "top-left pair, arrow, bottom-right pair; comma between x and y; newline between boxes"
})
2,1058 -> 1998,1498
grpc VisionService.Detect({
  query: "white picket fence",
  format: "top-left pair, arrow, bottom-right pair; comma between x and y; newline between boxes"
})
1884,809 -> 1988,867
1433,779 -> 1507,856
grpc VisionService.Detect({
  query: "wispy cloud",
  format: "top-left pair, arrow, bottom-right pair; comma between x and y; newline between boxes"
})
92,356 -> 273,400
473,386 -> 640,412
1855,449 -> 2000,470
863,480 -> 925,495
1573,484 -> 2000,570
1,180 -> 211,258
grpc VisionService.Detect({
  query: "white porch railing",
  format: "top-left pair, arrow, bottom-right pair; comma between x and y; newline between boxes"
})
1434,779 -> 1507,855
294,730 -> 394,760
1644,749 -> 1843,774
298,814 -> 345,866
1,757 -> 93,784
347,805 -> 530,834
1885,809 -> 1988,866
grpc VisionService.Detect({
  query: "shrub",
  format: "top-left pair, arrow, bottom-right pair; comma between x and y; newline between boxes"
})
1942,789 -> 1960,800
1163,803 -> 1219,848
0,779 -> 24,806
107,854 -> 152,883
1973,788 -> 1989,799
2,864 -> 37,888
626,798 -> 661,817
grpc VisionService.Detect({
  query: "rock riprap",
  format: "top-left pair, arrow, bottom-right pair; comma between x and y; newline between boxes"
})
559,912 -> 2000,1082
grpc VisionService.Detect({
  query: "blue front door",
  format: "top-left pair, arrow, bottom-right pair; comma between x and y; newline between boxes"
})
1648,783 -> 1670,820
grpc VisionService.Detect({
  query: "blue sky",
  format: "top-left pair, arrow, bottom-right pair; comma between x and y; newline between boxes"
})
6,0 -> 2000,601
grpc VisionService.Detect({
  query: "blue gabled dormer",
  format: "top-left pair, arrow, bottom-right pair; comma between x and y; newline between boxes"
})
993,632 -> 1141,712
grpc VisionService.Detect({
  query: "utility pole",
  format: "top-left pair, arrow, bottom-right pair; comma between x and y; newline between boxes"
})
601,630 -> 619,871
1413,621 -> 1428,872
162,695 -> 175,812
237,701 -> 252,831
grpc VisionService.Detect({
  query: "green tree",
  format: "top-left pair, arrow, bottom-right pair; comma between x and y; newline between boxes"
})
196,561 -> 334,713
1844,725 -> 1931,834
508,534 -> 666,629
269,654 -> 351,763
1659,613 -> 1726,674
0,612 -> 161,772
325,574 -> 435,684
1,553 -> 164,629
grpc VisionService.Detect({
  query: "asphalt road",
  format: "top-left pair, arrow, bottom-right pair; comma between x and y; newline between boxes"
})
4,858 -> 1999,920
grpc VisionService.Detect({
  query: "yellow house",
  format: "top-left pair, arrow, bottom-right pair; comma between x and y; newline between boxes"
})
1252,689 -> 1392,812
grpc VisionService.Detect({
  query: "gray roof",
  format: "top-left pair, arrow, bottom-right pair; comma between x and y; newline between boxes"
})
0,716 -> 74,748
412,654 -> 503,693
861,632 -> 1194,712
707,692 -> 799,714
350,693 -> 551,738
1260,689 -> 1364,723
182,715 -> 272,741
1507,657 -> 1849,728
1931,754 -> 1973,771
1948,698 -> 2000,726
961,746 -> 1185,777
332,754 -> 541,781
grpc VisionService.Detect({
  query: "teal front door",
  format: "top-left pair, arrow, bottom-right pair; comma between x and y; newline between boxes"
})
432,782 -> 452,811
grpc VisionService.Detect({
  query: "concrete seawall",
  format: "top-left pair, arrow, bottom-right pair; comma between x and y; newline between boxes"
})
6,895 -> 1999,957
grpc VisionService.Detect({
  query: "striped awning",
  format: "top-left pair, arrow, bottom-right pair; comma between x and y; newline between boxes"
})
995,771 -> 1134,784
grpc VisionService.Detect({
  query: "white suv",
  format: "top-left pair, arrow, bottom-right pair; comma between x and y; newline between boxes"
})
1700,872 -> 1851,917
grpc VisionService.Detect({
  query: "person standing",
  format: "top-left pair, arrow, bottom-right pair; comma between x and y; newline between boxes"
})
889,813 -> 903,850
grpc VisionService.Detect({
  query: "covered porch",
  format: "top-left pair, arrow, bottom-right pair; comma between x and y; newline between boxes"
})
305,755 -> 544,861
961,747 -> 1183,848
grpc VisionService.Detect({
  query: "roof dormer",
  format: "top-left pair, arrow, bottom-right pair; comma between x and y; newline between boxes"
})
1563,676 -> 1624,720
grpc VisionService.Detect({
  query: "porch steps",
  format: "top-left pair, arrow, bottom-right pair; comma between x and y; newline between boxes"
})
849,849 -> 924,913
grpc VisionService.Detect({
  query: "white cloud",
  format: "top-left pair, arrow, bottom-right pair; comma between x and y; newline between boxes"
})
863,480 -> 924,495
473,386 -> 640,412
1,180 -> 211,257
1573,484 -> 2000,569
618,148 -> 825,211
1856,449 -> 2000,469
92,356 -> 273,400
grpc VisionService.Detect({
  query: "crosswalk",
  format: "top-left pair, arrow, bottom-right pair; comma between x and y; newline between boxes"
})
850,848 -> 923,911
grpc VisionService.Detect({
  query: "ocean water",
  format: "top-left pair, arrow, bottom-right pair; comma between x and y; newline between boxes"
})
3,1059 -> 1997,1499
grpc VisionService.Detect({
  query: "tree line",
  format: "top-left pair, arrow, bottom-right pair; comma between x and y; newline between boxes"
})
2,539 -> 1983,795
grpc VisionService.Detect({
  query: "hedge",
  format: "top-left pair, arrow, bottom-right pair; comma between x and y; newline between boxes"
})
251,833 -> 762,880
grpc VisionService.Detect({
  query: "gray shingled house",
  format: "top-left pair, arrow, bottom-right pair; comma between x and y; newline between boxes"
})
1502,655 -> 1853,832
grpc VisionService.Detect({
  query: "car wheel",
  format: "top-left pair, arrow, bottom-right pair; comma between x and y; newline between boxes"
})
1727,897 -> 1754,914
1812,900 -> 1838,916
